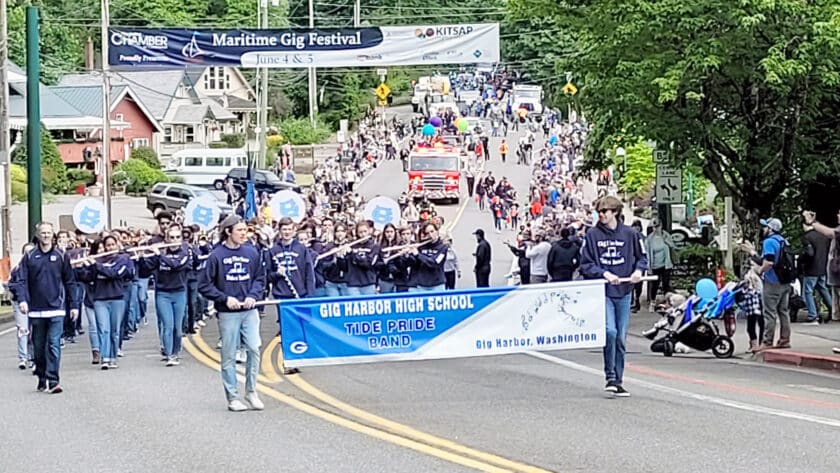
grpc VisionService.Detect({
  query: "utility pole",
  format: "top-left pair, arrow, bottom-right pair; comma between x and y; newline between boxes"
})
353,0 -> 361,26
25,6 -> 41,240
1,0 -> 13,261
308,0 -> 317,127
256,0 -> 268,169
100,0 -> 112,228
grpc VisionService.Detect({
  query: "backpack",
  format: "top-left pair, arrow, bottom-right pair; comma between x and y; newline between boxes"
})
773,236 -> 797,284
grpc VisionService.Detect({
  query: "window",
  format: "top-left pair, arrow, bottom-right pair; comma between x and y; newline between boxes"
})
223,157 -> 231,166
206,157 -> 225,166
184,126 -> 195,143
203,67 -> 228,90
163,127 -> 172,143
132,138 -> 150,149
184,157 -> 203,166
166,188 -> 189,200
151,184 -> 167,194
115,113 -> 124,122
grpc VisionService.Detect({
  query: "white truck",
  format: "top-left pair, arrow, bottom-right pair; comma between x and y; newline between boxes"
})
411,76 -> 432,113
511,84 -> 544,117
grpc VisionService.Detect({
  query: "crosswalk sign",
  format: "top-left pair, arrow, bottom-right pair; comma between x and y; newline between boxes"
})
376,83 -> 391,100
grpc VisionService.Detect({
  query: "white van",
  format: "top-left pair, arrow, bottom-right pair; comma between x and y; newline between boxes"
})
163,148 -> 249,189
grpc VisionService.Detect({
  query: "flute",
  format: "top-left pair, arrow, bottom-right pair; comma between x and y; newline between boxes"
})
383,240 -> 430,263
314,236 -> 371,262
379,241 -> 425,253
70,242 -> 182,265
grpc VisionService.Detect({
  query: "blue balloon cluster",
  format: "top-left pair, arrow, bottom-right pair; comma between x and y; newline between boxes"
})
422,124 -> 436,137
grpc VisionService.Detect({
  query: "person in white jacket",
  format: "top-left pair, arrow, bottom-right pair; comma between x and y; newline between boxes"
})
525,230 -> 551,284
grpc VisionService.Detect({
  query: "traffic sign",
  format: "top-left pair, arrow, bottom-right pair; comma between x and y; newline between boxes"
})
653,150 -> 668,164
376,68 -> 388,77
376,83 -> 391,99
656,164 -> 682,204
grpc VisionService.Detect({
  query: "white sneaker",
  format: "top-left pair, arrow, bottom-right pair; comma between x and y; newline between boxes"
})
244,392 -> 264,410
235,350 -> 247,363
227,399 -> 248,412
648,303 -> 656,313
117,350 -> 125,358
216,339 -> 223,350
165,358 -> 178,367
197,320 -> 207,327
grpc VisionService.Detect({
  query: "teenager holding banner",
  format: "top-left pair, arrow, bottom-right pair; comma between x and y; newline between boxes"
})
580,196 -> 647,398
198,215 -> 266,412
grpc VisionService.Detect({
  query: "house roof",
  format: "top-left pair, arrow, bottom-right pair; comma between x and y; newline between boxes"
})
58,70 -> 192,121
184,67 -> 206,87
169,101 -> 237,125
49,85 -> 164,133
211,94 -> 257,111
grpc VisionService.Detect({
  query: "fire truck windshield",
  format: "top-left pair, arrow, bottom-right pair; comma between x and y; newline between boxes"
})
409,156 -> 458,171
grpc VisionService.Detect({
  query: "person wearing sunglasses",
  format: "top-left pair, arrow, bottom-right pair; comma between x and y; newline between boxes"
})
579,196 -> 647,398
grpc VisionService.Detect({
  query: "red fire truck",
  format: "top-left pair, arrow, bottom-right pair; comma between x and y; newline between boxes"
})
407,143 -> 462,204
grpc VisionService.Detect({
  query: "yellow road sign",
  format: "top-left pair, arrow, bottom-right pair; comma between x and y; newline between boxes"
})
562,82 -> 578,96
376,83 -> 391,99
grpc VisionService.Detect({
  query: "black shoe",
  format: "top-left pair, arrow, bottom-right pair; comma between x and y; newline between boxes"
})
614,385 -> 631,398
66,336 -> 76,344
77,328 -> 85,335
37,379 -> 47,392
604,381 -> 618,393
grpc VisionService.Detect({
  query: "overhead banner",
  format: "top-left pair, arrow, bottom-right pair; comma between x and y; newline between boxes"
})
279,281 -> 607,368
108,24 -> 500,69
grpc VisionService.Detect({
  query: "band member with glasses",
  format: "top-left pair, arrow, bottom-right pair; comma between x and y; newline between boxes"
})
199,215 -> 266,412
579,196 -> 646,398
139,224 -> 192,366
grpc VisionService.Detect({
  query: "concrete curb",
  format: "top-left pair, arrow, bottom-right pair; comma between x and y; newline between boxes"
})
759,350 -> 840,373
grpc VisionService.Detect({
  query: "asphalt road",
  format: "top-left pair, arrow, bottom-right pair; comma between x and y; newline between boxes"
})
3,121 -> 840,472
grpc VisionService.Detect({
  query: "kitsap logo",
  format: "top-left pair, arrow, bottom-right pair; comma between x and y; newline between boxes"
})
289,341 -> 309,354
415,25 -> 475,39
111,31 -> 168,49
182,33 -> 204,59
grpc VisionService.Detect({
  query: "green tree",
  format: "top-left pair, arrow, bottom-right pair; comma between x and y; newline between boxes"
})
112,159 -> 170,194
508,0 -> 840,229
611,141 -> 655,199
12,125 -> 70,194
130,146 -> 162,168
278,117 -> 332,145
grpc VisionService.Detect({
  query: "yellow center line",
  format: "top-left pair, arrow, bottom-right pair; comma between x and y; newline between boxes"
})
182,336 -> 514,473
189,330 -> 282,385
444,195 -> 469,234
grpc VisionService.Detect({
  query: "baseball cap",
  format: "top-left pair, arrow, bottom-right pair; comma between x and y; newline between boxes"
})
472,228 -> 485,237
759,218 -> 782,232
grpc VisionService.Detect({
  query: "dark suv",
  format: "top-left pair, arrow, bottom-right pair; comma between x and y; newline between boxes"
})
225,168 -> 301,195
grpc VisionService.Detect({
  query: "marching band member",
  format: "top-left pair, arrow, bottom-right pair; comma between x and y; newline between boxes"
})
391,227 -> 416,293
56,231 -> 79,345
302,222 -> 327,297
268,218 -> 316,303
376,223 -> 399,294
17,222 -> 78,393
407,222 -> 449,292
198,215 -> 266,412
320,223 -> 351,297
139,224 -> 192,366
345,221 -> 380,296
75,235 -> 135,370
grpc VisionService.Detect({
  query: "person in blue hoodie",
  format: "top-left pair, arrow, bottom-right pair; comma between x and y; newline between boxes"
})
579,196 -> 647,398
18,222 -> 78,393
345,221 -> 380,296
75,234 -> 135,370
407,222 -> 449,292
268,217 -> 316,302
139,224 -> 192,366
198,215 -> 266,412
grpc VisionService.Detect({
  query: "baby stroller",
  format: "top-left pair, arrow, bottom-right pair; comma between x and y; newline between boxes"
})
643,282 -> 744,359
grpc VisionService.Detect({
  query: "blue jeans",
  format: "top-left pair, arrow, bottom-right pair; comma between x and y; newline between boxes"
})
13,302 -> 28,362
219,309 -> 261,401
94,299 -> 126,362
31,316 -> 63,384
124,280 -> 140,334
325,281 -> 347,297
155,290 -> 187,358
410,284 -> 446,293
379,280 -> 396,294
313,286 -> 327,297
604,293 -> 632,385
802,275 -> 832,319
345,285 -> 376,296
84,304 -> 99,352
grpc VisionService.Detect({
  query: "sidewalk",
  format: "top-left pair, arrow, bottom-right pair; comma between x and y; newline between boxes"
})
628,309 -> 840,373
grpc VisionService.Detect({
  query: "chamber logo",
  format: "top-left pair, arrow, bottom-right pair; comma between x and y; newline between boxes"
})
111,31 -> 168,49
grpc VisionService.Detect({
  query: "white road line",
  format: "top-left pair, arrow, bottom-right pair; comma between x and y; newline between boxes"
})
0,326 -> 16,336
525,351 -> 840,429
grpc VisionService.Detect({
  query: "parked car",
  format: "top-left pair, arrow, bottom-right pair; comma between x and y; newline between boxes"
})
225,168 -> 301,195
146,183 -> 233,217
